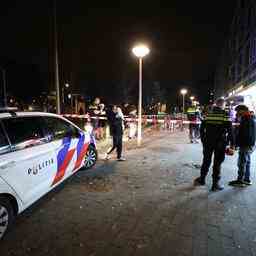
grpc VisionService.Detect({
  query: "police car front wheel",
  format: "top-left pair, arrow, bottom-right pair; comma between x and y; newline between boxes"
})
0,197 -> 15,240
82,145 -> 97,170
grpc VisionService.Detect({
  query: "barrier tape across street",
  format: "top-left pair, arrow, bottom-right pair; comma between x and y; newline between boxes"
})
62,114 -> 239,126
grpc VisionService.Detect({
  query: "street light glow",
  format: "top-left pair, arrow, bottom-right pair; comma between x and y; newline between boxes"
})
65,83 -> 69,88
190,96 -> 195,101
180,89 -> 188,95
132,44 -> 150,58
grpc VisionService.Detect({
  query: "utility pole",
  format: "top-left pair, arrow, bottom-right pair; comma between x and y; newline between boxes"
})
0,68 -> 7,108
54,0 -> 60,114
2,69 -> 7,107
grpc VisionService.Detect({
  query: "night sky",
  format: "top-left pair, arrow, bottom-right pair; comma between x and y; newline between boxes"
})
0,1 -> 236,105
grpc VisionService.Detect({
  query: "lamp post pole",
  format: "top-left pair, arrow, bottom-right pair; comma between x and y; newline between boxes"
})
180,89 -> 187,115
2,69 -> 7,107
54,0 -> 60,114
132,44 -> 150,147
182,94 -> 185,114
137,57 -> 143,147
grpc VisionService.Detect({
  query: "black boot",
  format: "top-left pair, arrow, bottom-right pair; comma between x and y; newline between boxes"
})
211,182 -> 224,191
194,177 -> 205,186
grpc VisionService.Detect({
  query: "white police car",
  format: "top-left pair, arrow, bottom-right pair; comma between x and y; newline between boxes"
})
0,110 -> 97,239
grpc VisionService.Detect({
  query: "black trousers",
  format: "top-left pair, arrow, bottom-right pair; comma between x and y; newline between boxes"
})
200,143 -> 226,183
107,134 -> 123,159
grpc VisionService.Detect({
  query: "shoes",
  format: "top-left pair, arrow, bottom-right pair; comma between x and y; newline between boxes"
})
211,184 -> 224,191
117,157 -> 126,161
194,177 -> 205,186
228,180 -> 246,187
190,140 -> 194,144
243,179 -> 252,186
104,153 -> 110,160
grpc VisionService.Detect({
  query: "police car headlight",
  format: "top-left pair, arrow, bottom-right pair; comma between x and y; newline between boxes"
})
84,124 -> 93,134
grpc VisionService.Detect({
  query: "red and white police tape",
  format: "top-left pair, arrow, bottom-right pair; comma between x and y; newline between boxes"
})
62,114 -> 239,126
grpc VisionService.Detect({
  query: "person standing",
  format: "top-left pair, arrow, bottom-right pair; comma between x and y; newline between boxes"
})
187,103 -> 201,143
88,97 -> 101,139
194,98 -> 234,191
105,106 -> 126,161
229,105 -> 256,186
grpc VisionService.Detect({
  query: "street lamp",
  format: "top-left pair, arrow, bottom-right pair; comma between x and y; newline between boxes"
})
132,44 -> 150,147
180,89 -> 188,114
190,96 -> 195,101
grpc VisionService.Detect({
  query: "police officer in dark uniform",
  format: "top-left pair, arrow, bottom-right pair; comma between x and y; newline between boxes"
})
194,98 -> 234,191
187,103 -> 201,143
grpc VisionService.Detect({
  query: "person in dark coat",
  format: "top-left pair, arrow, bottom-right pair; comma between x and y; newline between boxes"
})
106,104 -> 116,136
194,98 -> 234,191
105,106 -> 126,161
229,105 -> 256,186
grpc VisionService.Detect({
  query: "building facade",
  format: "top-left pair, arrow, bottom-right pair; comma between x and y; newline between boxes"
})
214,0 -> 256,111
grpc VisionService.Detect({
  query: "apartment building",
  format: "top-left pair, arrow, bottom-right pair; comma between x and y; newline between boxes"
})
214,0 -> 256,111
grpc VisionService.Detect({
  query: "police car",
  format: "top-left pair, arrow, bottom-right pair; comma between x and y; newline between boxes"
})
0,110 -> 97,239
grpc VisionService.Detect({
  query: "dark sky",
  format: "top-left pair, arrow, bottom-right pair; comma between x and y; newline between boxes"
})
0,1 -> 236,104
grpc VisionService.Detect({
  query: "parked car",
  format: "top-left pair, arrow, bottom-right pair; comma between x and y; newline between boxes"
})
0,110 -> 97,240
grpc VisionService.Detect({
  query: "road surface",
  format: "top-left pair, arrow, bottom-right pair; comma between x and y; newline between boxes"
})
1,131 -> 256,256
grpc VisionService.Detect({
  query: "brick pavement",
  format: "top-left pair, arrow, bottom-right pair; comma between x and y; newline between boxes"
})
1,131 -> 256,256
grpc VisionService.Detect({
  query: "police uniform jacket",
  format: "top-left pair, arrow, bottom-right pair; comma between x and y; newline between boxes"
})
200,106 -> 234,147
187,107 -> 201,122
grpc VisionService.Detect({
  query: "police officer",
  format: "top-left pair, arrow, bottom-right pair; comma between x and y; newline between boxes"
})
194,98 -> 234,191
187,102 -> 201,143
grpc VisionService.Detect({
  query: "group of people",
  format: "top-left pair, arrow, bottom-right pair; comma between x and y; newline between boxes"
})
194,98 -> 256,191
88,97 -> 106,140
88,96 -> 256,189
187,103 -> 202,143
88,97 -> 130,161
89,98 -> 126,161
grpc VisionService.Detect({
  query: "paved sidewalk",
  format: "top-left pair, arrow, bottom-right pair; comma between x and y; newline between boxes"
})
1,131 -> 256,256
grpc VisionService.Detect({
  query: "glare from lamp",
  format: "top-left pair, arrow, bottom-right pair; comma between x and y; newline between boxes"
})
180,89 -> 188,95
132,44 -> 150,58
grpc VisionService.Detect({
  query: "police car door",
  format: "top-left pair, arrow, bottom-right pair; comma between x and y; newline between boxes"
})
42,116 -> 81,187
0,116 -> 56,206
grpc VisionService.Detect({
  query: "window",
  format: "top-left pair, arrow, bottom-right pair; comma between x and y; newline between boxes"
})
43,117 -> 80,141
0,123 -> 10,155
3,117 -> 46,150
